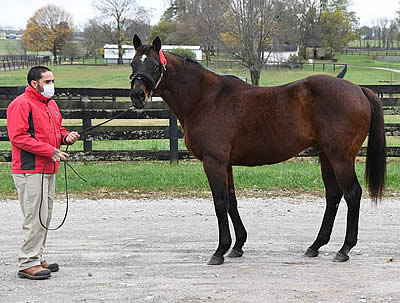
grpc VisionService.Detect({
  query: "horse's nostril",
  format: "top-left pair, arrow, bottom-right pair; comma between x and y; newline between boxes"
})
131,89 -> 146,100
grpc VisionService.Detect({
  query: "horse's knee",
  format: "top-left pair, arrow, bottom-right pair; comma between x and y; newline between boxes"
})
347,182 -> 362,201
215,202 -> 228,217
326,191 -> 342,204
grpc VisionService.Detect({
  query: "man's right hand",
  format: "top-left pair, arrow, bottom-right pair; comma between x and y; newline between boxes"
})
51,149 -> 68,162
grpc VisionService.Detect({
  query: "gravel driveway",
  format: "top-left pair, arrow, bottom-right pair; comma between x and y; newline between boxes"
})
1,194 -> 399,302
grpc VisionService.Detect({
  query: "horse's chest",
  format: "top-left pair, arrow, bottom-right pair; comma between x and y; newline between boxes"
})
183,132 -> 203,161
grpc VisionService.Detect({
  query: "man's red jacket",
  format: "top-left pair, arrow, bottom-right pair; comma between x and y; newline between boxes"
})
7,85 -> 69,174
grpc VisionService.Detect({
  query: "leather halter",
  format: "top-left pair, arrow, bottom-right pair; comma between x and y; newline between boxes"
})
129,51 -> 167,98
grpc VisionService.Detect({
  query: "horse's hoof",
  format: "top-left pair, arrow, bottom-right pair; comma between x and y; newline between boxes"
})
333,252 -> 349,262
227,248 -> 243,258
304,247 -> 319,258
207,255 -> 224,265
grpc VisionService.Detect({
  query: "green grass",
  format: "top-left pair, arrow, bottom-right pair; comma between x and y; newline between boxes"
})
0,160 -> 344,195
1,159 -> 400,197
2,53 -> 400,88
0,65 -> 132,88
0,39 -> 52,56
0,40 -> 24,56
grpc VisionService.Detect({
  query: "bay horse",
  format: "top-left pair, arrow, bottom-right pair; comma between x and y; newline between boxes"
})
129,35 -> 386,265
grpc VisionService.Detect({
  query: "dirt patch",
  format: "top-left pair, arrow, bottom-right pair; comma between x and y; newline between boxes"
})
1,195 -> 400,302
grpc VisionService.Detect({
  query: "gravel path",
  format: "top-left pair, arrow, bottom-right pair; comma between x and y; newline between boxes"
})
1,195 -> 400,303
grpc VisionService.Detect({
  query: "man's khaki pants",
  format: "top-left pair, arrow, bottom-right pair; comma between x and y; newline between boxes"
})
13,173 -> 55,271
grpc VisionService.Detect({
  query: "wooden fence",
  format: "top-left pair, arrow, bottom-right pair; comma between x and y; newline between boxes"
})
0,55 -> 51,72
341,48 -> 400,57
1,85 -> 400,163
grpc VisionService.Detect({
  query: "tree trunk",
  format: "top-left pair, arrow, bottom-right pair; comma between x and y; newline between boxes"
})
53,45 -> 57,65
250,68 -> 261,86
118,43 -> 123,65
117,20 -> 123,65
205,47 -> 210,67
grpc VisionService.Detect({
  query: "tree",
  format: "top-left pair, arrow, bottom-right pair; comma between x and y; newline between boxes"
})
320,7 -> 357,56
179,0 -> 225,62
148,2 -> 199,45
23,5 -> 73,64
92,0 -> 151,64
291,0 -> 322,57
82,19 -> 106,57
217,0 -> 288,85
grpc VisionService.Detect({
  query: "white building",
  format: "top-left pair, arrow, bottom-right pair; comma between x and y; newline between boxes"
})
159,45 -> 202,61
103,44 -> 135,64
103,44 -> 203,63
264,45 -> 299,64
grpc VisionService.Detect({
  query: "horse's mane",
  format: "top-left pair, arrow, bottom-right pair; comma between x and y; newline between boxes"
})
168,52 -> 201,67
167,52 -> 247,83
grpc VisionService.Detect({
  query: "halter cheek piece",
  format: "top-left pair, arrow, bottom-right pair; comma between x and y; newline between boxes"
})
129,50 -> 167,98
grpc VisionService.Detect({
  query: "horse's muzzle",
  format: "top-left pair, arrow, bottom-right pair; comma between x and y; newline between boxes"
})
130,89 -> 146,109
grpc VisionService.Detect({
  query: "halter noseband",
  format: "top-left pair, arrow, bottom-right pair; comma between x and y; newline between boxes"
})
129,50 -> 167,98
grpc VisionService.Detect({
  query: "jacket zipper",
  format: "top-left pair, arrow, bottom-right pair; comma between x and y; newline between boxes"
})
47,103 -> 59,173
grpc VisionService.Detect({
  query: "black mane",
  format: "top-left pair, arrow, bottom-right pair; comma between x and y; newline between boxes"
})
168,52 -> 201,67
167,52 -> 247,83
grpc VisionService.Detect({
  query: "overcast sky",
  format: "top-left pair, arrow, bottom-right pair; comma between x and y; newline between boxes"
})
0,0 -> 398,30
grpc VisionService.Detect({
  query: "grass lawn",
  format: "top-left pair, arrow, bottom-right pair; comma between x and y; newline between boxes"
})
1,52 -> 400,198
1,53 -> 400,87
1,159 -> 400,198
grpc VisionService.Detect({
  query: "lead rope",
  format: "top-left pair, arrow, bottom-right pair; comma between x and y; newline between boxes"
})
39,106 -> 134,231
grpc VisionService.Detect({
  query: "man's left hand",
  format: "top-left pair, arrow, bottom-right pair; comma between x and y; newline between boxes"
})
66,131 -> 80,144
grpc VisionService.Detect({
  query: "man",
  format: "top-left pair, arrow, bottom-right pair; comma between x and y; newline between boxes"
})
7,66 -> 80,280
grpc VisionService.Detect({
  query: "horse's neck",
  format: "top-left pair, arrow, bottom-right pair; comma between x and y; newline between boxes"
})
158,59 -> 206,127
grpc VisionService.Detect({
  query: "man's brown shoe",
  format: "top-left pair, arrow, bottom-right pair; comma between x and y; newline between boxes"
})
41,261 -> 59,272
18,265 -> 51,280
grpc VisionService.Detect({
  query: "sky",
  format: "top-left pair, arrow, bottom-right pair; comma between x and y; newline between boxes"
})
0,0 -> 168,29
0,0 -> 398,30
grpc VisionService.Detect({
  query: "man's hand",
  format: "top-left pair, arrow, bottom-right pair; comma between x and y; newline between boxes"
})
51,149 -> 68,162
66,131 -> 80,144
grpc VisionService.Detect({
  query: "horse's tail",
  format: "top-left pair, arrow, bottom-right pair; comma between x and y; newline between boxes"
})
336,64 -> 347,78
362,87 -> 386,202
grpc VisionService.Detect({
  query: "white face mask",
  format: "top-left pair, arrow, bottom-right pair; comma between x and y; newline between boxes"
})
40,83 -> 55,98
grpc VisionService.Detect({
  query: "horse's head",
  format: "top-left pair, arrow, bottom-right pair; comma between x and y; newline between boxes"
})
129,34 -> 166,109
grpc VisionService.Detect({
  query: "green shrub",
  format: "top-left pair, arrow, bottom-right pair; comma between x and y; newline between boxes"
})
169,48 -> 196,60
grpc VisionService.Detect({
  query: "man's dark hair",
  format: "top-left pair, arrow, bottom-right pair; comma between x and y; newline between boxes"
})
27,66 -> 51,86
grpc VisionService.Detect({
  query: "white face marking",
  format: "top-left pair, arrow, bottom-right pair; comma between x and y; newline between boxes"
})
140,54 -> 147,62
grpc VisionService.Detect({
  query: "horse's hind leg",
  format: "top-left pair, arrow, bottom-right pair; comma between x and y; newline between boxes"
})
226,165 -> 247,258
330,159 -> 362,262
305,153 -> 343,258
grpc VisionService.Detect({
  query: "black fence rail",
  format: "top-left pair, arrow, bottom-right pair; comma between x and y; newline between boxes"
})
341,48 -> 400,57
0,86 -> 180,163
1,85 -> 400,162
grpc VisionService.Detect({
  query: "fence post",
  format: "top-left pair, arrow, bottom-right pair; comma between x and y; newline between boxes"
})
169,111 -> 179,164
81,97 -> 93,152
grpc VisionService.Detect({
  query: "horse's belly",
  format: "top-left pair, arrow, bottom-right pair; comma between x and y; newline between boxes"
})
230,142 -> 310,166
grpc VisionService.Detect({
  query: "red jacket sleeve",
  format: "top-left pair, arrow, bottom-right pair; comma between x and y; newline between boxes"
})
53,101 -> 69,145
7,101 -> 55,158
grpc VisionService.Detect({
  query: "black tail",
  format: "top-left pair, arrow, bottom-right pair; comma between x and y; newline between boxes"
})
362,87 -> 386,202
336,65 -> 347,78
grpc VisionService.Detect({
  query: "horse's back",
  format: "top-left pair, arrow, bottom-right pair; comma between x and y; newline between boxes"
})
225,75 -> 371,165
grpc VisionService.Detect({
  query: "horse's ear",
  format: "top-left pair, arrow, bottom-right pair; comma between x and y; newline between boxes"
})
133,34 -> 142,50
152,36 -> 162,52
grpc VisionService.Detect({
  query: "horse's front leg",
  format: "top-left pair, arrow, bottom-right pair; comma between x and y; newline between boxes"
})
203,158 -> 231,265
